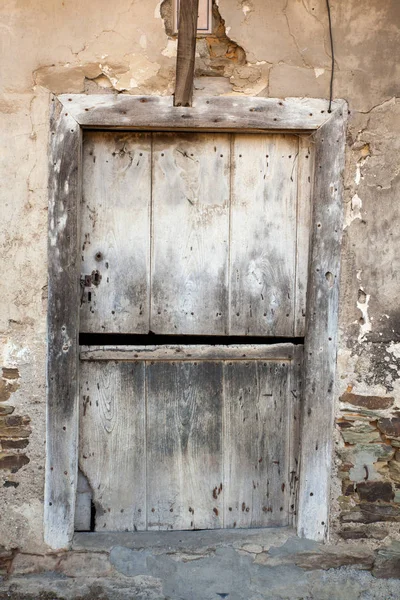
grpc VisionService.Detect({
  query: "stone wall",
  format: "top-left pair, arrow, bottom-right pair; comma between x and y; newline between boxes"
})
0,0 -> 400,560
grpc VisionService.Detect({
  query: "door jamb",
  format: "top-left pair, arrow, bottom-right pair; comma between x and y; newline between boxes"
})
46,94 -> 347,549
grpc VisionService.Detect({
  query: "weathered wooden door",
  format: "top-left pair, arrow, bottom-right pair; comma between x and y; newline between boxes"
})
77,131 -> 313,532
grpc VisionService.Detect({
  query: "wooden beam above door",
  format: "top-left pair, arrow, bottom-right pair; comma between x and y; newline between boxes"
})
174,0 -> 199,107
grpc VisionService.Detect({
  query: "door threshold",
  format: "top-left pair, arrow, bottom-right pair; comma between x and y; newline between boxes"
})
73,527 -> 296,553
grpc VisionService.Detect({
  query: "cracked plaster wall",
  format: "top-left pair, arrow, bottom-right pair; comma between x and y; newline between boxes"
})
0,0 -> 400,554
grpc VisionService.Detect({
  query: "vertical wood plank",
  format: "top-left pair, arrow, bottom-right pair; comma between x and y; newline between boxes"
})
223,360 -> 291,528
146,361 -> 223,530
229,134 -> 298,336
151,133 -> 230,335
45,98 -> 81,550
294,136 -> 314,337
80,132 -> 151,334
174,0 -> 199,107
297,109 -> 347,541
288,345 -> 303,527
79,361 -> 146,531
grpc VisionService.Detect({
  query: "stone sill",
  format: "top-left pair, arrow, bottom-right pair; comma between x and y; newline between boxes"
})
73,526 -> 294,554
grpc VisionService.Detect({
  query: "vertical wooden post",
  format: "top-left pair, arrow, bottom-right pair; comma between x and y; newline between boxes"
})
297,108 -> 346,542
45,97 -> 81,549
174,0 -> 199,107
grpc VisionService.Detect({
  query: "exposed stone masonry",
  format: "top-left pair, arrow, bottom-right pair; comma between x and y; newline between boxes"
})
336,391 -> 400,538
0,368 -> 31,481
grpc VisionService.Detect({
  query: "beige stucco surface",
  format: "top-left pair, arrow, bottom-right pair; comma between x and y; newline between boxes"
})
1,0 -> 400,554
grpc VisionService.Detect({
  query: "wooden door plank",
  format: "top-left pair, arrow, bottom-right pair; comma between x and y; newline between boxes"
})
80,343 -> 295,362
294,136 -> 314,337
151,133 -> 230,335
174,0 -> 199,107
80,132 -> 151,334
229,134 -> 298,336
146,361 -> 223,530
223,360 -> 291,528
288,345 -> 303,526
79,361 -> 146,531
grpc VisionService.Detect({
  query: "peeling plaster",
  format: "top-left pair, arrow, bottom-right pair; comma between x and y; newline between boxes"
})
387,342 -> 400,361
357,288 -> 372,343
162,39 -> 178,58
344,193 -> 362,228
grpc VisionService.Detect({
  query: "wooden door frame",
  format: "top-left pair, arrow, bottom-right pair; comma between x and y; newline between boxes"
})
46,94 -> 347,550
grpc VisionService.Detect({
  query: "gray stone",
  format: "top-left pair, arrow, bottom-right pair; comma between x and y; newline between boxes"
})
341,430 -> 381,444
73,527 -> 294,554
110,546 -> 152,577
2,566 -> 400,600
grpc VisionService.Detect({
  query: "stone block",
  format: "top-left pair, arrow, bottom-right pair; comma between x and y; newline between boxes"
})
1,439 -> 29,449
0,425 -> 31,437
342,481 -> 355,496
0,380 -> 19,402
240,543 -> 263,554
378,417 -> 400,439
255,544 -> 374,571
295,547 -> 374,571
12,551 -> 113,578
11,553 -> 59,575
57,552 -> 114,577
340,392 -> 394,411
388,460 -> 400,483
110,546 -> 151,577
341,430 -> 381,444
347,444 -> 395,482
0,453 -> 29,471
356,481 -> 394,503
341,503 -> 400,523
339,526 -> 389,540
2,368 -> 19,380
0,546 -> 16,576
0,415 -> 30,427
372,541 -> 400,579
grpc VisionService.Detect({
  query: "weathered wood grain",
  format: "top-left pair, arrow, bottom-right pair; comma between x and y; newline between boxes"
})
46,91 -> 347,544
146,361 -> 223,530
79,361 -> 146,531
45,97 -> 82,550
174,0 -> 199,107
58,94 -> 346,132
294,136 -> 314,337
229,134 -> 298,336
80,132 -> 151,334
223,361 -> 291,528
151,133 -> 230,334
288,345 -> 303,526
297,108 -> 347,541
80,343 -> 296,362
78,345 -> 301,532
